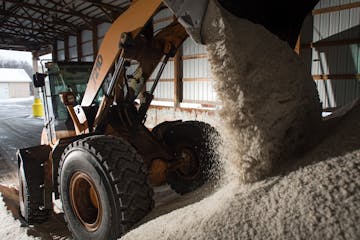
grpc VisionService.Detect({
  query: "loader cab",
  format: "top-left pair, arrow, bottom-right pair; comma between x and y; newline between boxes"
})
38,62 -> 101,144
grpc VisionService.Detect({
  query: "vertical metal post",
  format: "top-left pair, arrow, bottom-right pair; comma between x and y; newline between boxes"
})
32,51 -> 39,98
77,31 -> 83,62
52,42 -> 58,62
64,35 -> 69,61
32,51 -> 44,117
92,24 -> 98,58
174,48 -> 183,107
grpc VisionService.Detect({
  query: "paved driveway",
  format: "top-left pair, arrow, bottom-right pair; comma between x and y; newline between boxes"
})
0,97 -> 43,184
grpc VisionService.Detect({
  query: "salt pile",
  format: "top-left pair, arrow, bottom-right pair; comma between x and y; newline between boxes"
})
123,122 -> 360,239
202,0 -> 321,182
122,0 -> 359,239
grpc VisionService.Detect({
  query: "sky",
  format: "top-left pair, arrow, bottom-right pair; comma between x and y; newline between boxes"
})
0,50 -> 32,64
0,50 -> 52,65
0,49 -> 53,76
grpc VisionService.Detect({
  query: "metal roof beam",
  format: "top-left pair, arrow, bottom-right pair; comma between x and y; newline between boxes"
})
0,32 -> 40,42
0,0 -> 133,51
0,9 -> 90,31
2,23 -> 64,36
3,0 -> 110,24
84,0 -> 126,13
0,0 -> 23,25
97,5 -> 115,22
1,25 -> 58,41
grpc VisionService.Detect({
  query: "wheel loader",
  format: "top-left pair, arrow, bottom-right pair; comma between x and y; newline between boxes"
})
17,0 -> 319,239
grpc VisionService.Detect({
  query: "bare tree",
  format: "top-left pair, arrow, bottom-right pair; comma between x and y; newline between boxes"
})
0,59 -> 33,77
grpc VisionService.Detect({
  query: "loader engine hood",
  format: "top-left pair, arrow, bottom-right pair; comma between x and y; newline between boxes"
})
164,0 -> 319,48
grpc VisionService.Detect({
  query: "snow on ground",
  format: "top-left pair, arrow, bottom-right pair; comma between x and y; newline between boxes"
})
0,185 -> 71,240
0,97 -> 34,103
0,193 -> 37,240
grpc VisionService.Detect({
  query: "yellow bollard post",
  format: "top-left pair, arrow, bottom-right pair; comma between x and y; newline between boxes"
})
32,97 -> 44,117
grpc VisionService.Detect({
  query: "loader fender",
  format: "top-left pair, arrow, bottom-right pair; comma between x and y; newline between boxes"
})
151,120 -> 182,141
51,133 -> 95,199
17,145 -> 52,222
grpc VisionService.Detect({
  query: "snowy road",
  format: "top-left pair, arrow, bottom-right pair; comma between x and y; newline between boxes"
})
0,97 -> 43,184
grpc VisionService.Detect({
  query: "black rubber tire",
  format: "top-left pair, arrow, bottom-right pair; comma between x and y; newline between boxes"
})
18,161 -> 51,223
151,120 -> 182,141
163,121 -> 221,194
58,135 -> 153,240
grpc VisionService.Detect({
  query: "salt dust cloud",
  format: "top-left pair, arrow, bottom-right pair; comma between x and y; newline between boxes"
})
202,0 -> 321,183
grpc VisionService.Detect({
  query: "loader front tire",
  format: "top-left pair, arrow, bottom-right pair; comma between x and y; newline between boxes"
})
58,135 -> 153,240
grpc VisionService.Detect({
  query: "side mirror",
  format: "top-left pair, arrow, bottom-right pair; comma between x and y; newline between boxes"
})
60,92 -> 76,106
33,72 -> 47,88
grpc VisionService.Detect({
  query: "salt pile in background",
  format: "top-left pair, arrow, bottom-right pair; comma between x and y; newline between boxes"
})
202,0 -> 321,182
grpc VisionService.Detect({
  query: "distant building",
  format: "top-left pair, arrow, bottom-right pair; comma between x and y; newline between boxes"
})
0,68 -> 32,99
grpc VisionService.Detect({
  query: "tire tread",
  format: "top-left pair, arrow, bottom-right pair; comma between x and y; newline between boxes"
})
58,135 -> 153,238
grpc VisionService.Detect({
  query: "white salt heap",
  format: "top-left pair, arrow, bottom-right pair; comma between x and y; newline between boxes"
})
123,104 -> 360,240
124,139 -> 360,239
122,1 -> 359,239
201,0 -> 321,182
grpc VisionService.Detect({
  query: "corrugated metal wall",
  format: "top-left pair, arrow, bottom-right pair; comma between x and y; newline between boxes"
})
148,8 -> 217,104
81,30 -> 94,62
306,0 -> 360,109
56,25 -> 107,63
148,61 -> 175,101
53,1 -> 360,110
68,36 -> 77,61
146,9 -> 175,101
182,38 -> 217,103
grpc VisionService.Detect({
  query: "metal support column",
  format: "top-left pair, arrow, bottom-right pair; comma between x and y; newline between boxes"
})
32,51 -> 44,117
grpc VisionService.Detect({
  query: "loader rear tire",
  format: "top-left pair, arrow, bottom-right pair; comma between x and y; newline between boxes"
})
58,135 -> 153,240
163,121 -> 221,194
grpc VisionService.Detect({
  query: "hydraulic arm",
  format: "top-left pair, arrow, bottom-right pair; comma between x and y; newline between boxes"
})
81,0 -> 319,111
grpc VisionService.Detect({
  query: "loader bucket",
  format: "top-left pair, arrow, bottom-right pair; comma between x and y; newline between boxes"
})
164,0 -> 319,48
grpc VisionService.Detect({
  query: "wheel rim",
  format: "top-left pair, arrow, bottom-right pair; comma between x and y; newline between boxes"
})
176,146 -> 200,179
69,171 -> 102,232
